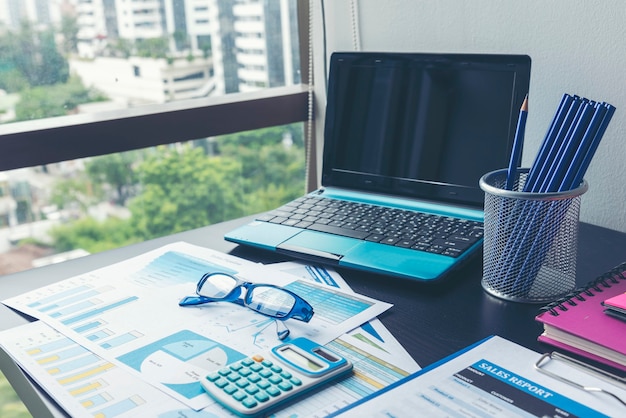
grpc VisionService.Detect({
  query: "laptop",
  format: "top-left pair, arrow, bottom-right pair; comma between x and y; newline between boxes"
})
225,52 -> 531,282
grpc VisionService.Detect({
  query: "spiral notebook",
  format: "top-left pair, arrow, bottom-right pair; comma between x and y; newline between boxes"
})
535,262 -> 626,372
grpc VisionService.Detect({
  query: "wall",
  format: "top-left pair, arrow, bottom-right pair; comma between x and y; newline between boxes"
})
312,0 -> 626,233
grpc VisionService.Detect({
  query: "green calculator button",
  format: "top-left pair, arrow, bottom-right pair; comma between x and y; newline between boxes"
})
242,398 -> 258,409
232,391 -> 247,402
255,392 -> 270,403
290,377 -> 302,386
241,358 -> 255,367
224,384 -> 238,395
266,386 -> 281,397
278,381 -> 293,391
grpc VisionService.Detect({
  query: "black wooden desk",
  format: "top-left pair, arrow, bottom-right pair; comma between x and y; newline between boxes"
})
1,216 -> 625,416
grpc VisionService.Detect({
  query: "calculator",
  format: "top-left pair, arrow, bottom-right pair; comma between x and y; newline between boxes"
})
201,337 -> 353,417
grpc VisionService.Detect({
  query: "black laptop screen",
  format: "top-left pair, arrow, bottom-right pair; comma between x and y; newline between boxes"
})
322,52 -> 531,208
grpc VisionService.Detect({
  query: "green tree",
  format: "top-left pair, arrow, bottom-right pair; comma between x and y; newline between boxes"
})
86,151 -> 142,206
14,76 -> 106,121
128,145 -> 245,240
48,125 -> 305,253
50,173 -> 98,214
109,38 -> 134,59
136,37 -> 169,59
8,21 -> 69,87
59,14 -> 79,55
50,217 -> 138,253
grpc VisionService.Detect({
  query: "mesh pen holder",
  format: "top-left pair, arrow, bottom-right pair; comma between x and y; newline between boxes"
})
479,168 -> 588,303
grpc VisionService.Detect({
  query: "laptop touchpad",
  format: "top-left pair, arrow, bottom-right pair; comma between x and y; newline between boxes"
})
277,231 -> 361,262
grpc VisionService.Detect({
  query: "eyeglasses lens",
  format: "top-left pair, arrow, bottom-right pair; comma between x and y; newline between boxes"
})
198,273 -> 238,298
247,286 -> 296,318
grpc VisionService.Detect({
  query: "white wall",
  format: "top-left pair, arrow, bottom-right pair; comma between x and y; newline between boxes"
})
312,0 -> 626,233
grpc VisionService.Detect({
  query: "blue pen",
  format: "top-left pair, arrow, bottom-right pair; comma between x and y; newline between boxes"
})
506,95 -> 528,190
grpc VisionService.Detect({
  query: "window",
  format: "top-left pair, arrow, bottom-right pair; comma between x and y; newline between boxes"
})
0,0 -> 311,274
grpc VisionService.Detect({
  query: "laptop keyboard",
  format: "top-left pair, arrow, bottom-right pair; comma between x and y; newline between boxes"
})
255,196 -> 484,258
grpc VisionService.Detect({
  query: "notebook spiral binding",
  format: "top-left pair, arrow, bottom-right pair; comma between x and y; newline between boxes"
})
539,261 -> 626,316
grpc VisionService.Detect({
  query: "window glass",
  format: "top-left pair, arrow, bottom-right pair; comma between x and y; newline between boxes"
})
0,0 -> 301,123
0,123 -> 305,274
0,0 -> 304,272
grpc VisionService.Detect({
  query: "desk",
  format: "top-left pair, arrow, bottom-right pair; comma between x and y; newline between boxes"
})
1,216 -> 625,417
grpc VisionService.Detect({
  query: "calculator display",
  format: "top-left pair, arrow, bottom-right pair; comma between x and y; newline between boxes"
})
280,346 -> 323,371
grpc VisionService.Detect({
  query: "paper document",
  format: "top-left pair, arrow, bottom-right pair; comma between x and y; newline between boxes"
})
330,335 -> 626,417
1,242 -> 391,410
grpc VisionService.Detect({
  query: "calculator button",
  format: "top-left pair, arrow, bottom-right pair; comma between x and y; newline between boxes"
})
239,368 -> 252,377
214,378 -> 229,388
229,363 -> 243,371
254,392 -> 270,403
241,358 -> 255,367
278,381 -> 293,391
256,380 -> 271,390
218,368 -> 231,376
227,374 -> 241,382
266,386 -> 281,397
252,354 -> 264,362
290,377 -> 302,386
261,360 -> 273,367
224,384 -> 238,395
268,375 -> 282,385
270,365 -> 283,373
247,373 -> 261,383
259,369 -> 273,378
242,398 -> 258,409
232,391 -> 247,402
206,372 -> 220,382
236,380 -> 250,389
245,385 -> 260,395
280,371 -> 292,379
250,363 -> 263,372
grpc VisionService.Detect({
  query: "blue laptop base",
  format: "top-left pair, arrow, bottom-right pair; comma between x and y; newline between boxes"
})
224,189 -> 485,282
224,220 -> 480,282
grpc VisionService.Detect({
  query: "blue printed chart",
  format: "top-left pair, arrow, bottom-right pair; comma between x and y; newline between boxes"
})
117,329 -> 246,400
0,321 -> 230,418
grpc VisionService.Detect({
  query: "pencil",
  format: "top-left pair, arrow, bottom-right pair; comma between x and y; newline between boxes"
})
506,95 -> 528,190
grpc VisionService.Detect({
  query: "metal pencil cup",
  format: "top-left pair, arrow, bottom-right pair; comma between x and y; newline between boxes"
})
479,168 -> 588,303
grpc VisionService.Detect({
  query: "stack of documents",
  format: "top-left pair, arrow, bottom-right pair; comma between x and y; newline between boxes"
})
0,242 -> 419,417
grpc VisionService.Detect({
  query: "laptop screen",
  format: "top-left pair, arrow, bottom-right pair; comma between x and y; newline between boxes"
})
322,52 -> 531,208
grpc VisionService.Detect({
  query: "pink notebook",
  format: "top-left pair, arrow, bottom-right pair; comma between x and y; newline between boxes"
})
535,262 -> 626,372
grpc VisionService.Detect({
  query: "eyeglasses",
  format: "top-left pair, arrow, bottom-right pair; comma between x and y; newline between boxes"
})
179,272 -> 314,340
